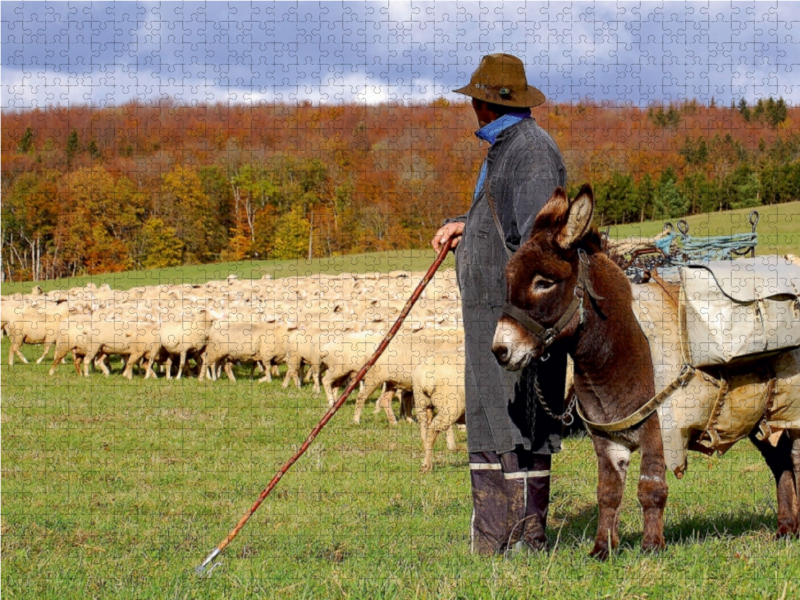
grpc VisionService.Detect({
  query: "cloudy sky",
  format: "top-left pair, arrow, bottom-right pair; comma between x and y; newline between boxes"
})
2,1 -> 798,108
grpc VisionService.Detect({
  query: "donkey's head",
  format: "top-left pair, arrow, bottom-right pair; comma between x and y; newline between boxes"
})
492,184 -> 602,370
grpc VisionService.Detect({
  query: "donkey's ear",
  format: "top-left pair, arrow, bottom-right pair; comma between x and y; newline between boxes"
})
556,184 -> 594,249
532,186 -> 569,236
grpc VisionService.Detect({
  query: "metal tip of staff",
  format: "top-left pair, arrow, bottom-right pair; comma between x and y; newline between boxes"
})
195,548 -> 221,575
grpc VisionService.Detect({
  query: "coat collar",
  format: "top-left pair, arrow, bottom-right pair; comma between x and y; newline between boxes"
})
475,111 -> 532,145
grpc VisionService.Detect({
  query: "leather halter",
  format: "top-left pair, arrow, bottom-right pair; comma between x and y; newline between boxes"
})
502,250 -> 604,350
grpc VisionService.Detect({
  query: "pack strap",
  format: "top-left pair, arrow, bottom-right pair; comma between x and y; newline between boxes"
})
576,365 -> 696,433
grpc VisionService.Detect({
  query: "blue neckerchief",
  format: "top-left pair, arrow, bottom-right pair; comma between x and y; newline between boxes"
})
473,111 -> 531,200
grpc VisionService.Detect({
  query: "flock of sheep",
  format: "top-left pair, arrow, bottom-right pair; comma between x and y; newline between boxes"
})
2,271 -> 466,471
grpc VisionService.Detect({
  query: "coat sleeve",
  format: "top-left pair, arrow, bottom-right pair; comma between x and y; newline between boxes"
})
442,212 -> 468,226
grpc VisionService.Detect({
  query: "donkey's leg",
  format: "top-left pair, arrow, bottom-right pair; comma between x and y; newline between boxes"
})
751,430 -> 799,538
637,415 -> 668,552
590,436 -> 631,560
791,431 -> 800,531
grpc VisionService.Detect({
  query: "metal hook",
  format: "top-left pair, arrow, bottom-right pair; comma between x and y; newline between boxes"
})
540,352 -> 551,363
749,210 -> 760,233
677,220 -> 690,238
663,222 -> 674,234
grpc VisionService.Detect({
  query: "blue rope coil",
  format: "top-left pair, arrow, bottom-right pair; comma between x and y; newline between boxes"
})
659,232 -> 758,265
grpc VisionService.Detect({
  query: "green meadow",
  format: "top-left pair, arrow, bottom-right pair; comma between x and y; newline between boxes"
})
2,340 -> 798,599
2,203 -> 799,598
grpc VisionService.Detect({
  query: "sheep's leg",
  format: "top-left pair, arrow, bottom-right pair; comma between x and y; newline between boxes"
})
48,346 -> 67,376
353,378 -> 380,425
446,426 -> 456,451
322,375 -> 335,405
380,388 -> 398,426
83,347 -> 99,377
97,354 -> 111,377
282,367 -> 294,388
176,350 -> 187,380
36,342 -> 52,364
224,361 -> 236,382
144,354 -> 158,379
258,359 -> 272,383
165,356 -> 174,380
15,347 -> 29,364
374,384 -> 386,414
419,408 -> 440,473
9,336 -> 27,366
312,367 -> 321,396
123,353 -> 143,380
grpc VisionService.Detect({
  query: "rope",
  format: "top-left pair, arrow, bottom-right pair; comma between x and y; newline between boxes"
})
672,232 -> 758,264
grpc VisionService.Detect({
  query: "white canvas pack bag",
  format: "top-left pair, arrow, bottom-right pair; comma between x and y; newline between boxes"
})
680,256 -> 800,367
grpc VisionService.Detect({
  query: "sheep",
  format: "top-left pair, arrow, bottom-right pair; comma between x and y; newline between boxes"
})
321,325 -> 464,425
412,351 -> 466,473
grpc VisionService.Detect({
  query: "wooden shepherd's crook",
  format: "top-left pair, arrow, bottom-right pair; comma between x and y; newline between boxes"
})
196,239 -> 454,574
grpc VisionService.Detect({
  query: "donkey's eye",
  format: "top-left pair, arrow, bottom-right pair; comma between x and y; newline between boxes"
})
532,275 -> 556,291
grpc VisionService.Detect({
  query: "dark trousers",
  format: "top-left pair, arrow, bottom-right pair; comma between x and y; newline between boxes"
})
469,448 -> 551,555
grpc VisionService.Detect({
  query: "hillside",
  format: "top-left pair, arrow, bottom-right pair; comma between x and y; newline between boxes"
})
3,99 -> 800,282
3,201 -> 797,296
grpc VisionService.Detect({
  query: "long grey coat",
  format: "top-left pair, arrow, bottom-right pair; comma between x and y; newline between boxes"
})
447,118 -> 568,454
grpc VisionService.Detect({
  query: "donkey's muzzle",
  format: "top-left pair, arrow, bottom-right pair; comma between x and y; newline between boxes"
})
492,342 -> 511,366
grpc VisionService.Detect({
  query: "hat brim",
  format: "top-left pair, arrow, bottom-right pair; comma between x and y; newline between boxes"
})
453,83 -> 546,108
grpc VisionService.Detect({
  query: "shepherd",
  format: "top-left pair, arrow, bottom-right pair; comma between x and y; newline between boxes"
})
432,53 -> 568,555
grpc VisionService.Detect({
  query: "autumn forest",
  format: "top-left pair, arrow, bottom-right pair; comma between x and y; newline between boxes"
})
2,97 -> 799,282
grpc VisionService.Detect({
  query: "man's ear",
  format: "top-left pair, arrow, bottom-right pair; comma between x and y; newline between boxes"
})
556,184 -> 594,249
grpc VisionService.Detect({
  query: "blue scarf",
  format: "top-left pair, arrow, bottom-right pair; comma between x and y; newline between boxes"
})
473,111 -> 531,200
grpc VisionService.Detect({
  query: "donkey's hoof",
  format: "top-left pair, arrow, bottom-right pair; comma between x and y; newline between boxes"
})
774,523 -> 799,540
641,537 -> 666,553
589,544 -> 610,561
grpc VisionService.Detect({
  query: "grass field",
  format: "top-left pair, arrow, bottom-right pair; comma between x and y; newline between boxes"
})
2,203 -> 800,598
2,202 -> 798,296
608,201 -> 800,257
2,338 -> 799,599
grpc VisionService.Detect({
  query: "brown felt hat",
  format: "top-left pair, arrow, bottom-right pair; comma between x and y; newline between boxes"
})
454,53 -> 545,108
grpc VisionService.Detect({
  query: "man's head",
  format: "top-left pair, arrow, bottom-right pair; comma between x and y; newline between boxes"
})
471,97 -> 522,127
454,53 -> 545,124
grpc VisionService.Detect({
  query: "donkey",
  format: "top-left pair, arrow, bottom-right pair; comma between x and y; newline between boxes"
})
491,184 -> 800,559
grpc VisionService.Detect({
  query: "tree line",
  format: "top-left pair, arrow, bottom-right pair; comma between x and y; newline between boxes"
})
2,97 -> 798,281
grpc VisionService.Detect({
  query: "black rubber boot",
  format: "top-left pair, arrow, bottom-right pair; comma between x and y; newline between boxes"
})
500,450 -> 527,550
469,451 -> 508,555
521,453 -> 551,551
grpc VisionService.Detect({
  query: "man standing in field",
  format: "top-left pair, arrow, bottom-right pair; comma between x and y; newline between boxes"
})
432,54 -> 568,555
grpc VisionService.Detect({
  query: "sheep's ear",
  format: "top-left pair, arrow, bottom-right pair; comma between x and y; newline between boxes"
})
556,184 -> 594,249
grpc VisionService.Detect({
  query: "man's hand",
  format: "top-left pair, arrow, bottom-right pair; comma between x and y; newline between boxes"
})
431,222 -> 465,253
